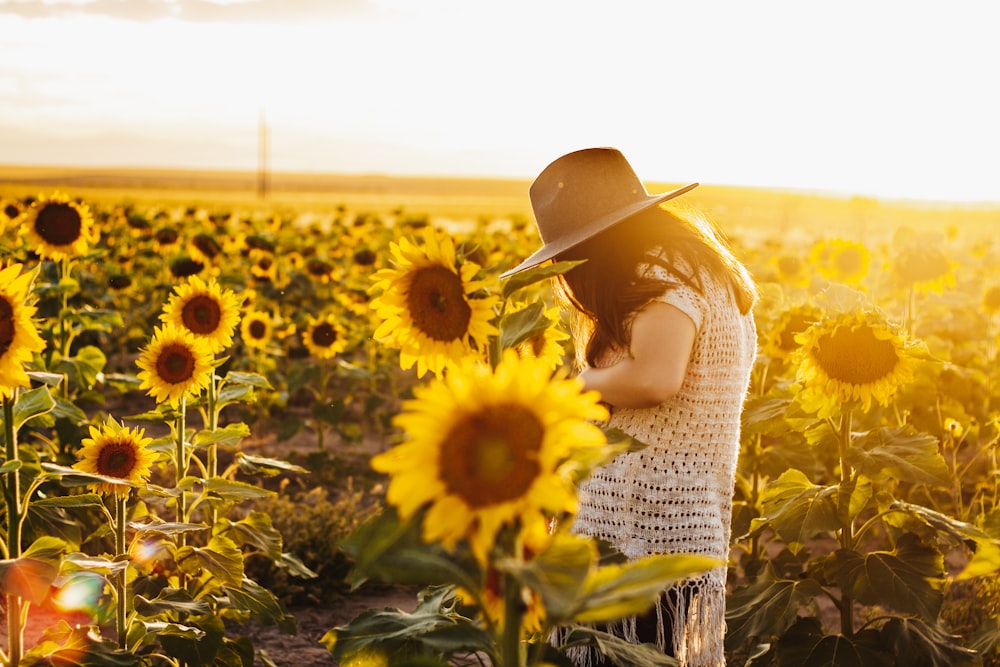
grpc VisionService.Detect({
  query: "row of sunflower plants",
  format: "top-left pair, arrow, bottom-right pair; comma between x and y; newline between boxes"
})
322,229 -> 722,667
0,195 -> 326,666
725,225 -> 1000,665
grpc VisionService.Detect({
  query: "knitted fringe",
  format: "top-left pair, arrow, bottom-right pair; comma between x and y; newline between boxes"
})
558,570 -> 727,667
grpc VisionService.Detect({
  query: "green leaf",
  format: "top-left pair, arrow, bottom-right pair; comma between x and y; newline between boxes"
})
276,552 -> 319,579
774,617 -> 892,666
236,452 -> 309,476
0,459 -> 22,474
498,301 -> 550,350
879,617 -> 981,667
55,345 -> 107,391
12,385 -> 56,429
0,556 -> 59,604
39,462 -> 135,492
73,308 -> 125,333
130,519 -> 208,538
20,621 -> 138,666
134,588 -> 212,617
850,426 -> 951,486
741,395 -> 793,436
513,531 -> 593,620
140,621 -> 206,641
836,476 -> 873,527
203,477 -> 274,501
342,508 -> 479,591
223,578 -> 295,632
573,552 -> 721,624
175,535 -> 244,585
560,626 -> 681,667
219,512 -> 283,560
757,469 -> 840,552
26,370 -> 64,387
502,259 -> 586,298
22,535 -> 71,562
32,493 -> 105,509
824,534 -> 943,619
725,564 -> 827,651
191,422 -> 250,449
62,552 -> 128,575
222,371 -> 272,389
323,586 -> 491,663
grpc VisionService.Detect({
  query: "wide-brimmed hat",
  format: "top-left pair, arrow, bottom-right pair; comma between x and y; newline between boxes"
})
500,147 -> 698,278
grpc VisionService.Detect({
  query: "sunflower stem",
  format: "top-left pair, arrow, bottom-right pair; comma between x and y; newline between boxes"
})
3,392 -> 24,667
500,571 -> 524,667
175,396 -> 188,528
207,371 -> 219,527
837,407 -> 855,638
114,493 -> 129,650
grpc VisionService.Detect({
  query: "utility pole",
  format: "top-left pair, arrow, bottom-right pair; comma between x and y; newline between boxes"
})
257,108 -> 270,200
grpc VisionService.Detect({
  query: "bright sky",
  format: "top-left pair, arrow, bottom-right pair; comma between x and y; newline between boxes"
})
1,0 -> 998,203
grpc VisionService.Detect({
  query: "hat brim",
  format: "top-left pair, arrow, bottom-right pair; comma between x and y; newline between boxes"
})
499,182 -> 699,279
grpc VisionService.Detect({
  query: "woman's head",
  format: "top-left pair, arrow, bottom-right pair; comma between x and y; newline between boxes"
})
555,205 -> 756,367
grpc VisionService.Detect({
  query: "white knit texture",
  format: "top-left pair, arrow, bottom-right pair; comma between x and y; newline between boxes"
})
571,258 -> 757,667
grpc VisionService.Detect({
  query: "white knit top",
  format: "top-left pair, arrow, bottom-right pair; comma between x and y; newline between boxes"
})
572,258 -> 757,667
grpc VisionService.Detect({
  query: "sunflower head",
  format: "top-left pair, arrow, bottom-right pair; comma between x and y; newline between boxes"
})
135,324 -> 215,406
792,309 -> 918,417
240,310 -> 274,350
891,234 -> 956,293
370,350 -> 607,563
22,193 -> 96,262
370,230 -> 499,378
809,238 -> 871,285
74,417 -> 157,497
763,303 -> 824,361
303,314 -> 348,359
161,275 -> 241,354
0,263 -> 47,398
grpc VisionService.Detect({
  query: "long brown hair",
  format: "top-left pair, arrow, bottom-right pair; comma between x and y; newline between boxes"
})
554,204 -> 756,368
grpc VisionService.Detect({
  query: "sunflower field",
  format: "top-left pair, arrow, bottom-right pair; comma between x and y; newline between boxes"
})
1,181 -> 1000,667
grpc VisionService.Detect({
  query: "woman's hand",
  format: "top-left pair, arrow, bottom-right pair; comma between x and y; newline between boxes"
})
579,301 -> 696,409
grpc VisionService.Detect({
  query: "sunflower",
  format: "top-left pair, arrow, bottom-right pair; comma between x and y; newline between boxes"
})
161,275 -> 241,354
511,304 -> 571,371
370,231 -> 499,378
22,192 -> 96,261
1,198 -> 26,233
0,263 -> 47,398
892,243 -> 956,294
135,324 -> 214,405
769,253 -> 810,288
240,310 -> 274,350
74,417 -> 157,497
303,314 -> 348,359
809,238 -> 871,285
370,350 -> 608,563
763,303 -> 823,361
792,310 -> 919,417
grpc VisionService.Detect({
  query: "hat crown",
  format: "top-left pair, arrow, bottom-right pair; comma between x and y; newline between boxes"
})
529,148 -> 649,245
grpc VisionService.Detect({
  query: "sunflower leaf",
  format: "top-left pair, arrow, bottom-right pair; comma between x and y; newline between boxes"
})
191,423 -> 250,449
39,462 -> 135,490
850,426 -> 951,486
501,259 -> 586,298
757,468 -> 840,553
235,453 -> 309,476
134,589 -> 212,617
498,301 -> 549,350
0,556 -> 59,604
175,535 -> 244,585
12,385 -> 56,430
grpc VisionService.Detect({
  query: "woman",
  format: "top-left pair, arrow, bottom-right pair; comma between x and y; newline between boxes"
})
501,148 -> 757,666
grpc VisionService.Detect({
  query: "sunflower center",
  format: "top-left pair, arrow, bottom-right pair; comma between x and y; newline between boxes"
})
248,319 -> 267,339
96,438 -> 138,478
439,404 -> 543,509
813,325 -> 899,385
35,202 -> 83,246
406,266 -> 472,342
0,297 -> 14,356
311,322 -> 338,348
156,344 -> 196,384
834,249 -> 863,276
181,295 -> 222,334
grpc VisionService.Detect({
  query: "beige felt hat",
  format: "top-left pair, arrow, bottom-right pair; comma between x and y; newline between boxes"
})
500,147 -> 698,279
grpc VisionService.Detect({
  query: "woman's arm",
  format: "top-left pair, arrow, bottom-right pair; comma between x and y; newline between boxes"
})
578,301 -> 696,409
